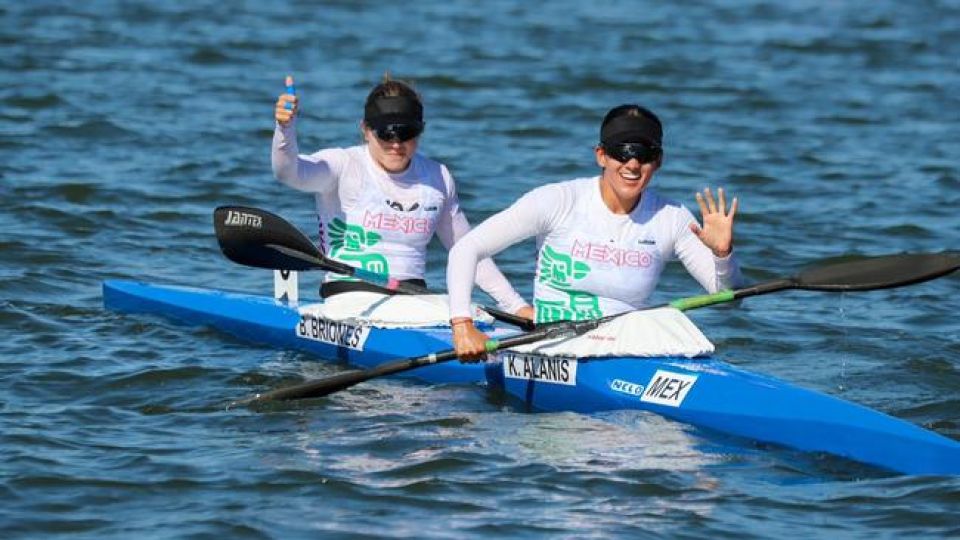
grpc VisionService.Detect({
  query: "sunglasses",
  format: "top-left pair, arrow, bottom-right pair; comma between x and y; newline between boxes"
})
373,123 -> 424,143
602,142 -> 662,164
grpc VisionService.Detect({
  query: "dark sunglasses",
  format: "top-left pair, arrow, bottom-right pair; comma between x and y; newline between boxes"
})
602,142 -> 662,164
373,123 -> 424,143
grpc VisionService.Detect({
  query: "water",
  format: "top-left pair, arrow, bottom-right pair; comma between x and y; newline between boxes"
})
2,0 -> 959,537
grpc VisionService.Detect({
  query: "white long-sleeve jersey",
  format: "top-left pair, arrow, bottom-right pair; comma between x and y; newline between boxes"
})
448,177 -> 743,322
272,121 -> 527,312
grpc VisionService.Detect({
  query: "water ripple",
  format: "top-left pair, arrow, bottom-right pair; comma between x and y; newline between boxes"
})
2,0 -> 959,537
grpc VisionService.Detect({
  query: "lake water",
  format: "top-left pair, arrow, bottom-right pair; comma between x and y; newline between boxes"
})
2,1 -> 959,538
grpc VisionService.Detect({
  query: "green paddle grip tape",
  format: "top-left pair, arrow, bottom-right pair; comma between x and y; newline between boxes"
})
670,290 -> 735,311
484,339 -> 500,353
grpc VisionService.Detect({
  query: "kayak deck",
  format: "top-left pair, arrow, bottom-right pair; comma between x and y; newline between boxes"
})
104,279 -> 506,385
103,280 -> 960,475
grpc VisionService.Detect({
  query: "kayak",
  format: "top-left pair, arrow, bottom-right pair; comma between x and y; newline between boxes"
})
102,279 -> 960,475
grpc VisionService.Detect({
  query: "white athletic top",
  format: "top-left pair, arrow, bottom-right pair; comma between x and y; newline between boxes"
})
447,177 -> 743,322
272,121 -> 527,312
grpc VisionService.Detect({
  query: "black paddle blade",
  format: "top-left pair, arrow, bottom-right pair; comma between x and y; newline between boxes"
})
213,206 -> 323,271
796,252 -> 960,291
211,206 -> 535,330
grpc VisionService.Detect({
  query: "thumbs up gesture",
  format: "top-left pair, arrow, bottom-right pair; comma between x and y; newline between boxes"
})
275,75 -> 298,126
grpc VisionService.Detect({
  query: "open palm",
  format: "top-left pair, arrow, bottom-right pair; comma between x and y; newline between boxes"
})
690,187 -> 737,258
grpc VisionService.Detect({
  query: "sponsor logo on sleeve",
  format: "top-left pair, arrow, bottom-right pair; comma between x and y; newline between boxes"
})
609,378 -> 645,397
502,352 -> 577,386
639,370 -> 698,407
223,210 -> 263,228
296,314 -> 371,351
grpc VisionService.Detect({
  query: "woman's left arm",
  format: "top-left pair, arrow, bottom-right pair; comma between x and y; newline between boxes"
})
676,187 -> 744,292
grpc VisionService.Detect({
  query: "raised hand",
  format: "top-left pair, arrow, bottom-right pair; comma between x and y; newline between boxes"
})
690,187 -> 738,258
275,75 -> 297,126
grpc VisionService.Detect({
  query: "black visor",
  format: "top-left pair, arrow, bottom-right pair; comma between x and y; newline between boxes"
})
364,95 -> 424,130
600,114 -> 662,147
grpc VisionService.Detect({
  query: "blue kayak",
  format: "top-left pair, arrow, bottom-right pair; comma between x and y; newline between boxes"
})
103,279 -> 960,475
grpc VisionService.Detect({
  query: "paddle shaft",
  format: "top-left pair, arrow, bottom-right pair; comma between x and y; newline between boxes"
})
273,244 -> 534,329
669,279 -> 793,310
238,251 -> 959,404
669,251 -> 960,310
236,317 -> 597,405
241,288 -> 752,404
215,206 -> 534,330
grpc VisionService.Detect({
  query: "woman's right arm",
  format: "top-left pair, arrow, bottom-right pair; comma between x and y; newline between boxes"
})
447,186 -> 561,360
271,83 -> 343,193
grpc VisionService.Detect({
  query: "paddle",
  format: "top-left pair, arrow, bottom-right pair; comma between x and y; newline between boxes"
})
233,251 -> 959,405
212,205 -> 535,330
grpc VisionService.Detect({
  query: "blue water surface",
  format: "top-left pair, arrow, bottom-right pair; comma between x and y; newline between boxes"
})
1,1 -> 959,538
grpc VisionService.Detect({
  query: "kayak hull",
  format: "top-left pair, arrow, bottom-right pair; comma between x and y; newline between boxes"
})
103,279 -> 505,385
507,356 -> 960,475
103,280 -> 960,475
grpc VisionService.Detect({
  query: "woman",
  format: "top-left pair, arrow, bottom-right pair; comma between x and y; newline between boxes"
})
447,104 -> 744,360
272,74 -> 532,317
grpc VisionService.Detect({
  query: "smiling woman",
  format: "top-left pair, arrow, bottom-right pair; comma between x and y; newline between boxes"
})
446,104 -> 745,360
269,73 -> 533,319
